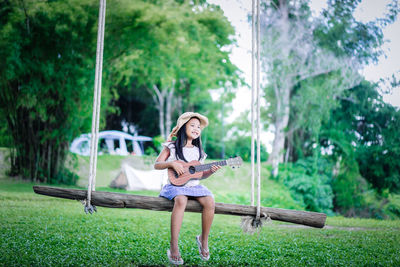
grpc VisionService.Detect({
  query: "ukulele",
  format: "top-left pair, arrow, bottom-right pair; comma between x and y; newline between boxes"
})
168,156 -> 243,186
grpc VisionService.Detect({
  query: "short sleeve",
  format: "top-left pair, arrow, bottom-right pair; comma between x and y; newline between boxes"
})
162,141 -> 175,150
161,141 -> 176,162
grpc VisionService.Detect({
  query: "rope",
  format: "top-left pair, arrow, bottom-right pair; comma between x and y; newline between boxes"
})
242,0 -> 264,233
86,0 -> 106,214
250,0 -> 256,207
256,0 -> 261,221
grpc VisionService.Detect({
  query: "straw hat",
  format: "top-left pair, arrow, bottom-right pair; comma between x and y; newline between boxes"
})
167,112 -> 208,141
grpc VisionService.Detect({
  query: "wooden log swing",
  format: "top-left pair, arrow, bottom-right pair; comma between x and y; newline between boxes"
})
33,186 -> 326,228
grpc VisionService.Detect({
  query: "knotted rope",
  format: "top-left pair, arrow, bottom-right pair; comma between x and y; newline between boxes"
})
85,0 -> 106,214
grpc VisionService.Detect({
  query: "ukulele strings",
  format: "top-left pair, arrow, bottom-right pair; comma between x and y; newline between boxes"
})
195,160 -> 227,172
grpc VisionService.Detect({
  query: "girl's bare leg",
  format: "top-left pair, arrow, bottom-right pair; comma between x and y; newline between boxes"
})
170,195 -> 188,260
196,196 -> 215,257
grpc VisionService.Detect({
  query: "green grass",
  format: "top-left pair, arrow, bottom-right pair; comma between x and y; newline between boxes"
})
1,179 -> 400,266
1,153 -> 400,265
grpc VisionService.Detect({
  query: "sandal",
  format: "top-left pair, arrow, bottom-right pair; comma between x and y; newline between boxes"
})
167,249 -> 184,265
196,235 -> 210,261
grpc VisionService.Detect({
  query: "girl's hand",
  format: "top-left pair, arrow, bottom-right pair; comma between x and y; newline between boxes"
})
171,161 -> 185,176
210,165 -> 221,173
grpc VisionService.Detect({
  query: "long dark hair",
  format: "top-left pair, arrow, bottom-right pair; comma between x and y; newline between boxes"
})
175,118 -> 203,162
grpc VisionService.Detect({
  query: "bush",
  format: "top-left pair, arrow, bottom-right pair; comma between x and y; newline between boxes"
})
143,135 -> 165,156
53,168 -> 79,185
278,157 -> 334,214
332,157 -> 400,219
383,194 -> 400,219
144,146 -> 158,157
332,158 -> 369,216
153,135 -> 166,153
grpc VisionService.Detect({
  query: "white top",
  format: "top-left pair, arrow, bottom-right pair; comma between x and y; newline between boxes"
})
162,141 -> 207,187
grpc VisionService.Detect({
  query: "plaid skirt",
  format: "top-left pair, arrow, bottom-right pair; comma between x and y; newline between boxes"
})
159,184 -> 213,200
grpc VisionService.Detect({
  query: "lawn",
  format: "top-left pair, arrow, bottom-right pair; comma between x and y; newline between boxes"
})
1,152 -> 400,266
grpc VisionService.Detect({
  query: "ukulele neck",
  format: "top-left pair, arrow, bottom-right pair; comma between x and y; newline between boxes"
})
195,160 -> 227,172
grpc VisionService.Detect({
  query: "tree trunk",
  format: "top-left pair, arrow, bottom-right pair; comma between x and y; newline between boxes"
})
152,85 -> 166,139
284,141 -> 290,163
151,82 -> 178,140
165,82 -> 175,137
1,89 -> 69,183
269,85 -> 290,177
159,97 -> 165,140
268,0 -> 291,177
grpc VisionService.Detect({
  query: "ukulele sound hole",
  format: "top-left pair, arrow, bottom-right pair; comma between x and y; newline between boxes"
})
174,171 -> 179,178
189,166 -> 195,174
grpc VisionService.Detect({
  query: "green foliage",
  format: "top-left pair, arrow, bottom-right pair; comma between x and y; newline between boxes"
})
322,81 -> 400,193
260,0 -> 364,169
383,194 -> 400,219
360,190 -> 392,220
315,0 -> 398,64
278,158 -> 334,214
0,0 -> 104,183
51,167 -> 79,186
332,157 -> 368,216
152,135 -> 166,151
278,0 -> 398,165
1,0 -> 241,184
287,74 -> 344,161
259,180 -> 306,210
224,135 -> 268,162
355,104 -> 400,192
314,1 -> 400,195
143,135 -> 165,156
332,156 -> 400,219
103,0 -> 240,141
349,189 -> 400,220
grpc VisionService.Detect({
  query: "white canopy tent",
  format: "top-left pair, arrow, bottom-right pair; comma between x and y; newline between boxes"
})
70,130 -> 152,156
110,164 -> 168,191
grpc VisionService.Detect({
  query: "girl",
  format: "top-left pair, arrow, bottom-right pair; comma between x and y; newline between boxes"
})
154,112 -> 220,265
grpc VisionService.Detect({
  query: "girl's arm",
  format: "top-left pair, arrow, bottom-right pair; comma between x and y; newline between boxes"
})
154,147 -> 171,170
154,147 -> 185,175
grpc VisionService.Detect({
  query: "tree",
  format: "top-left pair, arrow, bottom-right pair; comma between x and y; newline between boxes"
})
104,0 -> 240,140
321,81 -> 400,193
260,0 -> 360,177
0,0 -> 100,183
286,0 -> 399,163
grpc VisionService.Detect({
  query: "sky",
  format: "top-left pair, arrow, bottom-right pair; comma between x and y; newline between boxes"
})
208,0 -> 400,151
